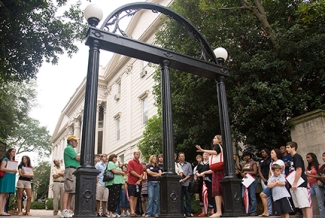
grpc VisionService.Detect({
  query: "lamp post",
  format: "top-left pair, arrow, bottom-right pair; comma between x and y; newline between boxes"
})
214,48 -> 243,216
73,4 -> 102,218
77,2 -> 243,217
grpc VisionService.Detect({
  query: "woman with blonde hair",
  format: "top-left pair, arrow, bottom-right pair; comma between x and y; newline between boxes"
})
0,148 -> 17,216
196,135 -> 224,217
145,155 -> 162,217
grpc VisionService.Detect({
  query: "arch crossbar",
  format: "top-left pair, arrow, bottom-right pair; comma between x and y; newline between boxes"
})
100,2 -> 218,64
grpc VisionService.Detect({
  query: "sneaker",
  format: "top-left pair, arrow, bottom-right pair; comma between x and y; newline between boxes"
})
61,210 -> 73,217
198,213 -> 206,217
67,210 -> 74,217
126,210 -> 131,216
97,213 -> 101,217
61,209 -> 69,217
121,213 -> 127,217
186,214 -> 194,217
102,213 -> 109,217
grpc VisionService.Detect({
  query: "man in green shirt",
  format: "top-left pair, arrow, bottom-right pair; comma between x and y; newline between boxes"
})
61,135 -> 80,218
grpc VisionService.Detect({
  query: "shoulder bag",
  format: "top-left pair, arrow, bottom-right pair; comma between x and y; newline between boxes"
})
209,144 -> 224,171
103,170 -> 114,182
317,164 -> 325,187
0,159 -> 6,178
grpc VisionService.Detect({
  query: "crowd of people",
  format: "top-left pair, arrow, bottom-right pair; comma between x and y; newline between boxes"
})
1,134 -> 325,218
42,135 -> 325,218
237,142 -> 325,218
0,148 -> 34,216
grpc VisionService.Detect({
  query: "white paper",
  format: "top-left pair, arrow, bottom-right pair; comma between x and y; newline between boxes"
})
242,173 -> 255,188
7,161 -> 18,170
22,166 -> 33,174
5,161 -> 18,174
286,170 -> 304,187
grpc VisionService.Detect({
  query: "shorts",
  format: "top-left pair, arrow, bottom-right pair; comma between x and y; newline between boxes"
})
128,184 -> 141,198
290,187 -> 310,208
262,187 -> 272,197
96,183 -> 109,202
64,168 -> 76,193
141,194 -> 148,202
274,197 -> 294,215
17,180 -> 31,189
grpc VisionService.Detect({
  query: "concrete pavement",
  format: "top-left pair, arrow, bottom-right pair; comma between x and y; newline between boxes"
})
6,210 -> 306,218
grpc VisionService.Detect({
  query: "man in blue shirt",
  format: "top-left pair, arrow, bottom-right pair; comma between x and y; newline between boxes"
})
95,154 -> 109,217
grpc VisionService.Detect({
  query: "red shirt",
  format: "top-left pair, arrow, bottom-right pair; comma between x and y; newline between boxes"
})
128,158 -> 143,185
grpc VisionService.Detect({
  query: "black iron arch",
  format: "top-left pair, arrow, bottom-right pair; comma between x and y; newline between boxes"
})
100,2 -> 219,64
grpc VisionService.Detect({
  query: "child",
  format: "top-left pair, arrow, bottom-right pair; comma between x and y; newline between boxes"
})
267,164 -> 294,218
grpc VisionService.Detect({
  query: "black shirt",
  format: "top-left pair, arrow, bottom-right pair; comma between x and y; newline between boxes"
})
18,164 -> 32,182
289,153 -> 307,188
146,164 -> 161,182
259,157 -> 271,180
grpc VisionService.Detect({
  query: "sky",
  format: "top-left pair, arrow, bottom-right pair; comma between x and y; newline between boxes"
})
29,0 -> 143,136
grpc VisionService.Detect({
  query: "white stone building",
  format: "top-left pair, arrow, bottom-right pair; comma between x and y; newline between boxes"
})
49,0 -> 173,197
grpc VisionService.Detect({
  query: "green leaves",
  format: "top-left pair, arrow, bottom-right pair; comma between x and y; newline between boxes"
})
0,0 -> 87,83
143,0 -> 325,157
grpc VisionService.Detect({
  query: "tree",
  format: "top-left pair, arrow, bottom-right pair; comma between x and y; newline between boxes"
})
0,81 -> 36,141
0,0 -> 86,84
138,115 -> 163,161
139,0 -> 325,158
6,117 -> 52,157
32,161 -> 51,200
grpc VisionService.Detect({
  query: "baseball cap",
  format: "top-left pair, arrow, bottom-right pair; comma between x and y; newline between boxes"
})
67,135 -> 79,141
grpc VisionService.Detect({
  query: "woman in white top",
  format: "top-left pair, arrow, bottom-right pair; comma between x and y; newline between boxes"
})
259,148 -> 285,216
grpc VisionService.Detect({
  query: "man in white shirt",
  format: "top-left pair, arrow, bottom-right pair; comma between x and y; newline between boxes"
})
52,159 -> 65,216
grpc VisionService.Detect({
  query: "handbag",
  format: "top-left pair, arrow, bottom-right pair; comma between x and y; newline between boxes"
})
103,170 -> 114,182
317,164 -> 325,187
0,161 -> 6,178
189,177 -> 199,193
209,144 -> 224,171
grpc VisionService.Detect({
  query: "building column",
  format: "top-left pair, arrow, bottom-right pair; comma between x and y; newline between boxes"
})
74,119 -> 81,153
101,102 -> 107,154
94,103 -> 100,154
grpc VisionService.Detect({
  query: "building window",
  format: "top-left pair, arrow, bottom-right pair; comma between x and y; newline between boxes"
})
117,80 -> 121,94
116,118 -> 120,140
98,106 -> 104,128
142,97 -> 148,124
97,131 -> 103,154
119,154 -> 124,164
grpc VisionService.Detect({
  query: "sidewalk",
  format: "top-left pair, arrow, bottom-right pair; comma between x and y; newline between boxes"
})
6,210 -> 307,218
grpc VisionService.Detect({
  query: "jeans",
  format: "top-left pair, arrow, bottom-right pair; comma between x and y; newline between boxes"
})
242,179 -> 257,215
146,181 -> 160,216
119,188 -> 130,209
181,185 -> 191,215
310,184 -> 325,218
261,180 -> 273,215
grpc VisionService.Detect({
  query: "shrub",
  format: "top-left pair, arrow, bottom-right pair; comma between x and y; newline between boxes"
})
8,194 -> 17,211
46,198 -> 53,210
191,194 -> 201,215
31,201 -> 45,209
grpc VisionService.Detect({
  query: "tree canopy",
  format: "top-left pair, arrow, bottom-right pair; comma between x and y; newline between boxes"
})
138,0 -> 325,160
0,81 -> 36,140
0,81 -> 52,157
0,0 -> 86,84
32,161 -> 51,200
